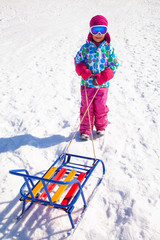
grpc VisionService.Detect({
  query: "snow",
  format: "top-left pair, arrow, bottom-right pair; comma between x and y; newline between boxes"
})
0,0 -> 160,239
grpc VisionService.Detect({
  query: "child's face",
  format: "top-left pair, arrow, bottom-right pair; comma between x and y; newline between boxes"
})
92,33 -> 105,43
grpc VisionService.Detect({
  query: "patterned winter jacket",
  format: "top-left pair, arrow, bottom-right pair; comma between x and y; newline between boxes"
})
74,40 -> 119,88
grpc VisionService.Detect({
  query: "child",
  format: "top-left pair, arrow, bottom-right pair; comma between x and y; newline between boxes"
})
74,15 -> 119,141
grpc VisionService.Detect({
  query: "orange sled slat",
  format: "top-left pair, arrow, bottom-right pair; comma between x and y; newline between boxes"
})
27,166 -> 57,199
39,168 -> 67,201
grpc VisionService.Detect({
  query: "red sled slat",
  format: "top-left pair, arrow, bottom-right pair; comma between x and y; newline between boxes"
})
61,172 -> 86,206
39,168 -> 67,201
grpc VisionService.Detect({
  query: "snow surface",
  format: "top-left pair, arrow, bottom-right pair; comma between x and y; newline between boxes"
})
0,0 -> 160,239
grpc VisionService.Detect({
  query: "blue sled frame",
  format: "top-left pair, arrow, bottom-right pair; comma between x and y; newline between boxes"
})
9,153 -> 105,229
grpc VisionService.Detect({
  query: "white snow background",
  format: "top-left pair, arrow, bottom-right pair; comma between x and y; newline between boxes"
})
0,0 -> 160,239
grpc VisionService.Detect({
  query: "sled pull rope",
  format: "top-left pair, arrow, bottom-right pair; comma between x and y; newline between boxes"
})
84,84 -> 97,160
63,86 -> 100,159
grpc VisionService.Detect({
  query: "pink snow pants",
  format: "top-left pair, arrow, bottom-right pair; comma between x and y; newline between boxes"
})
80,86 -> 109,135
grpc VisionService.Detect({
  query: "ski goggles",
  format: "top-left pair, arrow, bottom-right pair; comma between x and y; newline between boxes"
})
90,25 -> 108,35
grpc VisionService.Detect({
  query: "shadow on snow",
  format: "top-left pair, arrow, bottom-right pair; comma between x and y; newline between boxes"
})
0,134 -> 72,153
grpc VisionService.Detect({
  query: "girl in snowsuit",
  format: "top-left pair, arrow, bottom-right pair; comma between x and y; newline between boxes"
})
74,15 -> 119,140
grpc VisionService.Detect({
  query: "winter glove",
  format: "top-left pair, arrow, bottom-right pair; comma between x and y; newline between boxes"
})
93,68 -> 114,85
75,62 -> 92,80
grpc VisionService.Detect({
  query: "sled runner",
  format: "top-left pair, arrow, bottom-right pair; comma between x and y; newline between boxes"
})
9,153 -> 105,229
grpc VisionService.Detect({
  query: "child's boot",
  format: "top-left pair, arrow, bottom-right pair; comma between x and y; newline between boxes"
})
80,133 -> 89,141
96,129 -> 105,136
